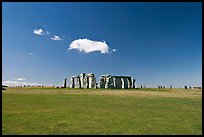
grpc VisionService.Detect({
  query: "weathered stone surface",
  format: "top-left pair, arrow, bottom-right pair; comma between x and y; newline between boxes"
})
108,76 -> 114,89
127,77 -> 132,88
70,76 -> 81,88
132,78 -> 135,89
115,77 -> 122,89
70,74 -> 135,89
100,77 -> 106,89
121,78 -> 124,89
113,77 -> 116,88
123,77 -> 128,89
87,73 -> 96,88
70,77 -> 75,88
79,73 -> 87,88
70,73 -> 96,89
99,75 -> 136,89
75,76 -> 81,88
100,75 -> 111,89
64,78 -> 67,88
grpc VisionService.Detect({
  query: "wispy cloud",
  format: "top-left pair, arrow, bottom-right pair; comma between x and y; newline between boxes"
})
2,80 -> 39,87
17,78 -> 26,81
46,31 -> 50,35
51,35 -> 63,41
28,52 -> 33,55
33,28 -> 49,36
68,38 -> 112,54
13,77 -> 26,81
109,49 -> 117,53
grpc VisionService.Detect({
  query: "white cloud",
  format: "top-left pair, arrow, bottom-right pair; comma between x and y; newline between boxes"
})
51,35 -> 63,41
33,28 -> 49,36
68,38 -> 111,54
2,80 -> 39,87
112,49 -> 117,52
17,78 -> 26,81
33,29 -> 45,35
13,77 -> 26,81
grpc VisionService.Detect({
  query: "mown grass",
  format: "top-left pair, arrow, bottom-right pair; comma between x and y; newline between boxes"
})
2,88 -> 202,135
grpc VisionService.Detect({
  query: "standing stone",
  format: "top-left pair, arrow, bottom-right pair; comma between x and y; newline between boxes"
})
99,75 -> 136,89
70,73 -> 97,89
86,76 -> 89,88
113,77 -> 116,88
123,77 -> 128,89
87,73 -> 96,88
132,79 -> 135,89
64,78 -> 67,88
79,73 -> 84,88
105,77 -> 109,89
73,77 -> 77,88
70,77 -> 74,88
115,77 -> 122,89
71,76 -> 81,88
127,77 -> 132,88
79,73 -> 87,88
96,83 -> 99,89
79,76 -> 82,88
108,76 -> 114,89
100,75 -> 112,89
121,77 -> 125,89
76,76 -> 81,88
92,76 -> 97,88
100,76 -> 106,89
88,76 -> 92,88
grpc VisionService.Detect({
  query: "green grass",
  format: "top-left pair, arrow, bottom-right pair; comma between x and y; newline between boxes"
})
2,88 -> 202,135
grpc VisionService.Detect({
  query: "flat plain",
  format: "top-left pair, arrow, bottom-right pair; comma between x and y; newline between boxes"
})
2,87 -> 202,135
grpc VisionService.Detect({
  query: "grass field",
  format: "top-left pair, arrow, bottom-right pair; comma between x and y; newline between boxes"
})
2,87 -> 202,135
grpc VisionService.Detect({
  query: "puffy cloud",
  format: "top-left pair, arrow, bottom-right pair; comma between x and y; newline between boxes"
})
68,38 -> 111,54
33,29 -> 45,35
51,35 -> 63,41
33,28 -> 49,35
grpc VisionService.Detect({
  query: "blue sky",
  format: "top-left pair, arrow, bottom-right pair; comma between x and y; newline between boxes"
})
2,2 -> 202,87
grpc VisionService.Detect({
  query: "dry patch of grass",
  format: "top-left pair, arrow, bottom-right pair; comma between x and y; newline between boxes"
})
2,87 -> 202,98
